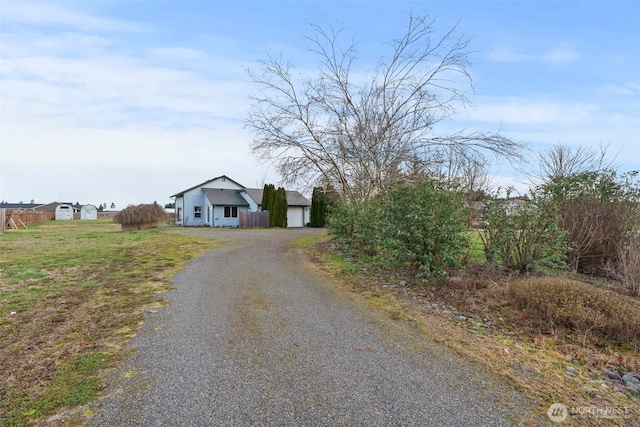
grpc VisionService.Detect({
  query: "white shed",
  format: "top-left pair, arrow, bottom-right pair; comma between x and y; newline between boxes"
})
55,204 -> 74,220
81,204 -> 98,220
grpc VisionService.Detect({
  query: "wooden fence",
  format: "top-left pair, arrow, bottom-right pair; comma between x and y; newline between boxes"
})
70,211 -> 119,220
98,211 -> 119,219
238,211 -> 269,229
4,210 -> 55,229
0,209 -> 121,233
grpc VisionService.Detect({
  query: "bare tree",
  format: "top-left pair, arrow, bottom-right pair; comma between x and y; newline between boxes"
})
246,13 -> 525,202
534,142 -> 614,183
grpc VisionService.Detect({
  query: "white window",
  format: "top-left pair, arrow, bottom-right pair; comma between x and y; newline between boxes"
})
194,206 -> 202,218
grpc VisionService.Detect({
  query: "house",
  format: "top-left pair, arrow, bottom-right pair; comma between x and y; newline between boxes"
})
171,175 -> 311,228
0,202 -> 41,211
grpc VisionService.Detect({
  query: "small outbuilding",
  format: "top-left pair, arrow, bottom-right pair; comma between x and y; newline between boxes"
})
81,204 -> 98,220
55,204 -> 74,220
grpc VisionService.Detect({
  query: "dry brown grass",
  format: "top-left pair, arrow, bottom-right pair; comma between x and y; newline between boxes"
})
113,203 -> 169,230
503,277 -> 640,348
306,239 -> 640,426
609,234 -> 640,297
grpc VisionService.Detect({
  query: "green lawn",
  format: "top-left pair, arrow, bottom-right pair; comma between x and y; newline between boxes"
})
465,230 -> 487,264
0,219 -> 222,426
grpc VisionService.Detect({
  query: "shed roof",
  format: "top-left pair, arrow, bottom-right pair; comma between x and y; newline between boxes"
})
203,188 -> 250,206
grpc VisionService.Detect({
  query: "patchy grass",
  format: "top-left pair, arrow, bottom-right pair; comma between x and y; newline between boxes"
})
302,238 -> 640,427
0,220 -> 221,426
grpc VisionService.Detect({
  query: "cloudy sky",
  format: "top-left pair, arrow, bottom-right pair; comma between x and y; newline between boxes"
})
1,0 -> 638,208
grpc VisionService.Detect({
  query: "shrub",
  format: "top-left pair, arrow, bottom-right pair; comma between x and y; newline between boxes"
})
609,233 -> 640,297
376,180 -> 469,277
479,191 -> 568,274
540,170 -> 640,274
505,277 -> 640,346
325,201 -> 354,240
113,203 -> 169,231
327,179 -> 469,277
326,198 -> 382,256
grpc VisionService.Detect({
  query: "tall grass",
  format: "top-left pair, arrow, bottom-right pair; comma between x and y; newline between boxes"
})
505,277 -> 640,347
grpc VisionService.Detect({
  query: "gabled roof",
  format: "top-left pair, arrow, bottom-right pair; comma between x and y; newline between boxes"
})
243,189 -> 311,207
242,188 -> 263,205
171,175 -> 245,198
203,188 -> 249,206
285,190 -> 312,207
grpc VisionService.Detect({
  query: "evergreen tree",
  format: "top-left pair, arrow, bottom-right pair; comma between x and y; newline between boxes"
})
310,186 -> 338,227
261,183 -> 275,212
267,187 -> 288,227
309,187 -> 325,227
268,189 -> 277,227
275,187 -> 288,228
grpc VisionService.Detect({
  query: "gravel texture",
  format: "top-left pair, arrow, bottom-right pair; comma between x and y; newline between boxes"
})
87,228 -> 539,426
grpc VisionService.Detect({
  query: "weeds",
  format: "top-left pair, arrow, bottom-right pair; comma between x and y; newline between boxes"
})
307,237 -> 640,426
609,233 -> 640,297
503,277 -> 640,347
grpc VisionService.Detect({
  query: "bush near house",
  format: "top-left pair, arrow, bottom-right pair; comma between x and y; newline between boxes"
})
113,203 -> 169,231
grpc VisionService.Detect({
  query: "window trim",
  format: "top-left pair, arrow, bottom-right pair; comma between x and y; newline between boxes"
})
194,206 -> 202,218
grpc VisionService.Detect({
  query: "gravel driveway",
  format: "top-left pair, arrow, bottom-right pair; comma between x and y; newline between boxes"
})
87,228 -> 538,426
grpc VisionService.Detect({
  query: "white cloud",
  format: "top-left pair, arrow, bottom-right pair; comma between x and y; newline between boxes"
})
458,95 -> 640,176
601,82 -> 640,96
466,99 -> 597,125
149,47 -> 206,61
488,48 -> 531,63
1,53 -> 252,126
1,1 -> 145,33
1,2 -> 636,207
542,47 -> 580,64
0,18 -> 260,206
1,31 -> 112,58
488,45 -> 580,65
